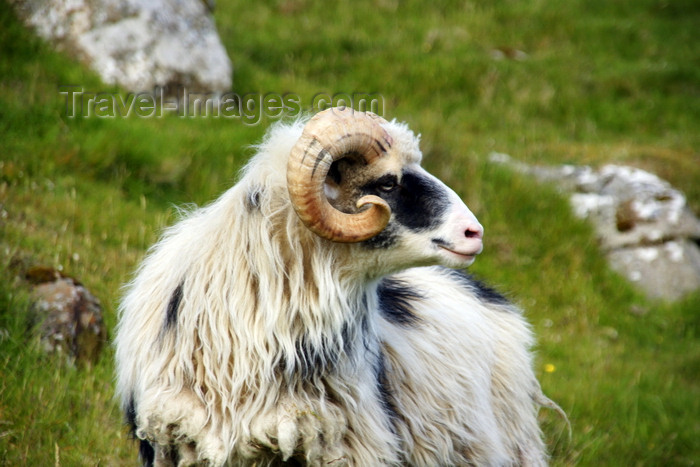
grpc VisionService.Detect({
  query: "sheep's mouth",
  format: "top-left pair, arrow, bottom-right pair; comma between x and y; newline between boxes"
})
438,245 -> 477,259
432,239 -> 480,259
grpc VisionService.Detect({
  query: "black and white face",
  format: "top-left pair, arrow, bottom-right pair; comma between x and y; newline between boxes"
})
325,157 -> 483,273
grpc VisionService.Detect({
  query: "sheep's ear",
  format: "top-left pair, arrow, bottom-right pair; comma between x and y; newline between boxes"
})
324,161 -> 342,202
324,181 -> 340,202
327,159 -> 343,185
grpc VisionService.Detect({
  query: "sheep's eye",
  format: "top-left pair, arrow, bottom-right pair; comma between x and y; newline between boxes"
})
378,178 -> 398,192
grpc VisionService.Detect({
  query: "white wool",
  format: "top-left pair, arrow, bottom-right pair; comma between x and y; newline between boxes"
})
115,117 -> 553,466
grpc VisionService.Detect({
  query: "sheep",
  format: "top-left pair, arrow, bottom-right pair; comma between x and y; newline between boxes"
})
115,107 -> 557,466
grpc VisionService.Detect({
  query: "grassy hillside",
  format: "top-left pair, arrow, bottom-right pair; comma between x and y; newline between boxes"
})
1,0 -> 698,465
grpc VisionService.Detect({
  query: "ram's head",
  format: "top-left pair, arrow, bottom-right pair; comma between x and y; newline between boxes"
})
287,107 -> 483,268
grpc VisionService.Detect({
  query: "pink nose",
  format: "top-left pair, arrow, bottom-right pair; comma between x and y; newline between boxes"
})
464,223 -> 483,240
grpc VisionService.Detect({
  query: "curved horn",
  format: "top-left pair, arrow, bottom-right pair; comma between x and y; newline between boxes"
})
287,107 -> 393,243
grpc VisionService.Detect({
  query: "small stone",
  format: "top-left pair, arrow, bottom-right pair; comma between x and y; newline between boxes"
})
29,271 -> 107,365
615,199 -> 637,232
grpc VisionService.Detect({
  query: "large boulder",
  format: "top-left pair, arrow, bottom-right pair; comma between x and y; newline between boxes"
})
11,0 -> 232,94
490,154 -> 700,301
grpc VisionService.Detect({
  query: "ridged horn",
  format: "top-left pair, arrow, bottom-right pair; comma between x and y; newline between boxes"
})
287,107 -> 393,243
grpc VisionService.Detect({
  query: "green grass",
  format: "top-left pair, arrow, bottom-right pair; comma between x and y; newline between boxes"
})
1,0 -> 699,464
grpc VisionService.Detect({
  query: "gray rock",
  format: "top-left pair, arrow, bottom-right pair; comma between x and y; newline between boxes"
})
28,269 -> 107,365
12,0 -> 232,94
490,153 -> 700,300
607,240 -> 700,301
567,165 -> 700,250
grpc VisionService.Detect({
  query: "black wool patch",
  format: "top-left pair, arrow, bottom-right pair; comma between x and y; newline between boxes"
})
286,334 -> 342,381
391,171 -> 450,231
138,439 -> 156,467
377,277 -> 423,326
164,282 -> 184,331
362,222 -> 399,250
125,394 -> 138,432
375,352 -> 399,434
444,268 -> 511,307
245,186 -> 263,212
360,170 -> 451,250
371,170 -> 450,232
125,394 -> 156,467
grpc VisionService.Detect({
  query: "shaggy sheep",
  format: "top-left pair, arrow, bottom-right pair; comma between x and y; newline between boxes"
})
115,108 -> 556,466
